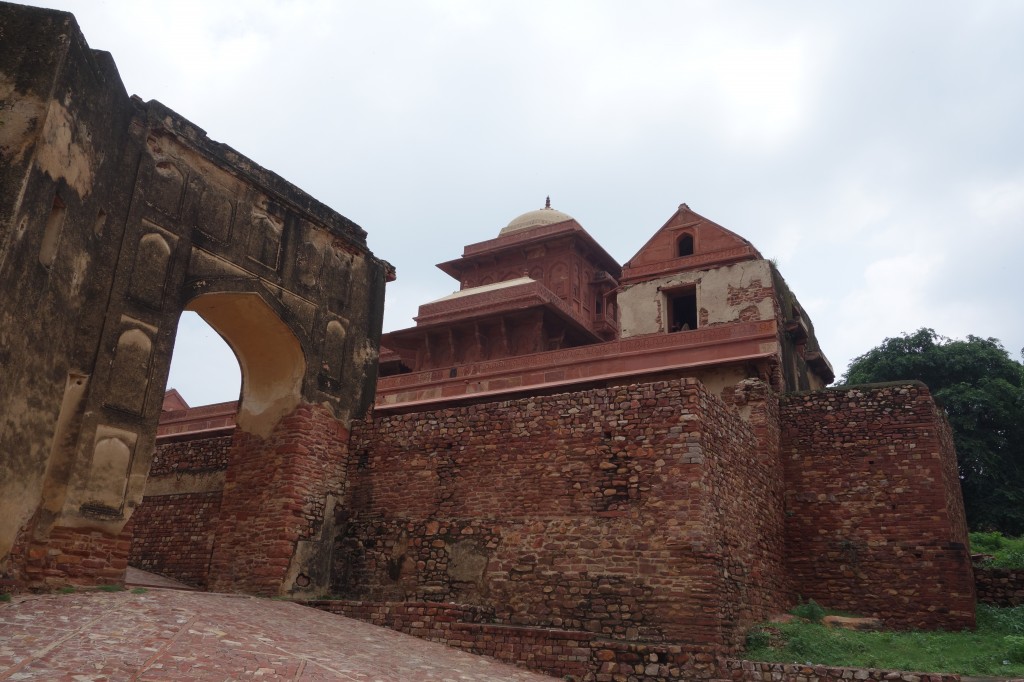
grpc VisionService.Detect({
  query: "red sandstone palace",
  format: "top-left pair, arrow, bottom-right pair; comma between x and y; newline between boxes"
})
374,199 -> 833,410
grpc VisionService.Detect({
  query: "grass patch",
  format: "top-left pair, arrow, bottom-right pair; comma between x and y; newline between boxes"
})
130,587 -> 148,594
96,584 -> 125,592
971,531 -> 1024,569
744,604 -> 1024,676
59,586 -> 76,594
0,593 -> 10,603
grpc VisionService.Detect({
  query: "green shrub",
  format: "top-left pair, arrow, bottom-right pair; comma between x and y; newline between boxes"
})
97,584 -> 125,592
972,533 -> 1024,568
0,593 -> 10,602
970,531 -> 1005,552
1005,636 -> 1024,663
992,550 -> 1024,569
978,603 -> 1024,634
58,586 -> 75,594
790,598 -> 826,623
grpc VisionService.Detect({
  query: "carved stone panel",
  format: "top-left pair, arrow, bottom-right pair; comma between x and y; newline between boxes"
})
193,182 -> 235,243
84,425 -> 138,513
323,247 -> 352,313
246,197 -> 284,270
321,318 -> 348,383
297,239 -> 323,289
281,289 -> 316,338
146,160 -> 186,218
127,223 -> 177,310
104,318 -> 157,415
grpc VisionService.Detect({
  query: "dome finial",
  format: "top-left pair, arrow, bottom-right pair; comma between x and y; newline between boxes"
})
545,196 -> 551,209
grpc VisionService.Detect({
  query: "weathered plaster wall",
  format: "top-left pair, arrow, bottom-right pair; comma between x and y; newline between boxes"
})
618,260 -> 774,337
780,383 -> 975,630
0,7 -> 136,573
0,4 -> 389,592
339,378 -> 789,650
769,265 -> 833,391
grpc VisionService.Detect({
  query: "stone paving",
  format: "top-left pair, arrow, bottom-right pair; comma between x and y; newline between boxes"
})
0,588 -> 557,681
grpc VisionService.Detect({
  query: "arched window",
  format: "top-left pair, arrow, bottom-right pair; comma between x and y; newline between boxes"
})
677,233 -> 694,257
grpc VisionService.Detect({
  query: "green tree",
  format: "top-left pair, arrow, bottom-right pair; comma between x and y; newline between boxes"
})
842,328 -> 1024,534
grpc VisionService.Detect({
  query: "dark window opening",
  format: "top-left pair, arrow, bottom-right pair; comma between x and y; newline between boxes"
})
668,290 -> 697,333
596,297 -> 603,314
677,233 -> 694,257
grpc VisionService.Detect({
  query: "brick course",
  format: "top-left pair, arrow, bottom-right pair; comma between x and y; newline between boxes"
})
125,434 -> 231,588
127,491 -> 221,588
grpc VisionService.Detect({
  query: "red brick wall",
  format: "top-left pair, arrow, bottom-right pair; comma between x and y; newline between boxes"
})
128,492 -> 220,588
340,378 -> 789,649
19,525 -> 130,588
208,403 -> 350,596
780,382 -> 975,629
126,434 -> 230,588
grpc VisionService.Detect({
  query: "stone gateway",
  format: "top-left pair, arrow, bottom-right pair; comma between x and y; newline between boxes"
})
0,3 -> 391,597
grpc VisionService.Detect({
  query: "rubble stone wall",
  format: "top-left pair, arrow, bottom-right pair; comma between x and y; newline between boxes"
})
780,382 -> 975,630
339,378 -> 789,649
974,566 -> 1024,607
309,599 -> 720,682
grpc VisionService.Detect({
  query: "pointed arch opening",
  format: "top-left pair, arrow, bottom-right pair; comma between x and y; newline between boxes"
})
184,292 -> 306,438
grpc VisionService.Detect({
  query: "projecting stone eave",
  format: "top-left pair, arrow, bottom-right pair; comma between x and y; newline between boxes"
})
621,204 -> 763,285
381,279 -> 602,350
436,219 -> 621,281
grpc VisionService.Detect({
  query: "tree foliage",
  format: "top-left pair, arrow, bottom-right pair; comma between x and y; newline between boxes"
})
842,328 -> 1024,535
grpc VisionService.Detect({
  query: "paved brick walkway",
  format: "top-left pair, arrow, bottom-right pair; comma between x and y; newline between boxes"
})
0,588 -> 557,681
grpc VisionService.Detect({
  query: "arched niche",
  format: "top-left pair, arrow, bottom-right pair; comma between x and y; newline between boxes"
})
185,292 -> 306,438
677,232 -> 694,257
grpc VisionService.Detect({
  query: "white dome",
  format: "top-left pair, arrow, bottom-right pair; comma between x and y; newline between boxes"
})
499,198 -> 573,236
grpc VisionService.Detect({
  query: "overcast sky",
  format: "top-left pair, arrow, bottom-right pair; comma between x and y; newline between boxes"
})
24,1 -> 1024,406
